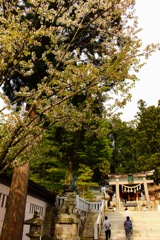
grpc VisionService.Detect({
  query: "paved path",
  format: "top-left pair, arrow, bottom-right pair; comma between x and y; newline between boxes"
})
100,211 -> 160,240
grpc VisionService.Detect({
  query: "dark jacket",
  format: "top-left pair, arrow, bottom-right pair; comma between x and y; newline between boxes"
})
124,219 -> 132,232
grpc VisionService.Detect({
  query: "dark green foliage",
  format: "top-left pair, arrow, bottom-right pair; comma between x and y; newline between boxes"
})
134,100 -> 160,181
109,100 -> 160,183
135,100 -> 160,157
30,131 -> 68,193
109,117 -> 136,174
30,120 -> 112,192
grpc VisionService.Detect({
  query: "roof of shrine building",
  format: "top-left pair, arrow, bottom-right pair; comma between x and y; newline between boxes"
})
107,170 -> 155,179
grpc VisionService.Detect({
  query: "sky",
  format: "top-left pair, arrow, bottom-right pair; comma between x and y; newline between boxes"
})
121,0 -> 160,121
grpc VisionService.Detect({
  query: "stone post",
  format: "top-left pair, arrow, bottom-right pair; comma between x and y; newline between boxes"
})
116,179 -> 120,211
143,177 -> 151,210
54,214 -> 80,240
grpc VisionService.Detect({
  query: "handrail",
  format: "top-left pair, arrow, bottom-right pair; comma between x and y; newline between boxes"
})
94,198 -> 104,239
76,195 -> 102,212
56,196 -> 67,207
56,195 -> 102,213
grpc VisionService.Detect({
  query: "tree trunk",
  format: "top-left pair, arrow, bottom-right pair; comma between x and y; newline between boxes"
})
68,160 -> 73,183
0,162 -> 30,240
82,186 -> 85,198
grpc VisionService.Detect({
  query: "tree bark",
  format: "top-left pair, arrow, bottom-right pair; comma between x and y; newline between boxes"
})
0,162 -> 30,240
0,105 -> 35,240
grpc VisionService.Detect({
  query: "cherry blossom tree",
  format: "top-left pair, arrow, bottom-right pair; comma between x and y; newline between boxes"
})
0,0 -> 157,239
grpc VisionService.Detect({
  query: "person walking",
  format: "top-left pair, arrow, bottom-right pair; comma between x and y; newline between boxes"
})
124,216 -> 132,240
124,207 -> 132,221
103,216 -> 111,240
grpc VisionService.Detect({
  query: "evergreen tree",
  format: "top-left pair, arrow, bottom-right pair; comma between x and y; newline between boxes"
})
30,120 -> 112,192
77,164 -> 94,198
134,100 -> 160,180
109,116 -> 136,173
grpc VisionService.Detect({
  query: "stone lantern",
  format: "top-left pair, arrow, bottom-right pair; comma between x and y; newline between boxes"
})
24,210 -> 43,240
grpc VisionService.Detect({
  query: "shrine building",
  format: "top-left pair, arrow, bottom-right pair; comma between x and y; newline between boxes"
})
108,170 -> 154,211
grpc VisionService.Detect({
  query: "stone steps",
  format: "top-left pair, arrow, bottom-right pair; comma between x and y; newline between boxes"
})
82,212 -> 98,239
100,211 -> 160,240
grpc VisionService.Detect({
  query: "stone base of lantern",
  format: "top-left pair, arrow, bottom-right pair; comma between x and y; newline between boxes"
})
54,214 -> 80,240
26,233 -> 42,240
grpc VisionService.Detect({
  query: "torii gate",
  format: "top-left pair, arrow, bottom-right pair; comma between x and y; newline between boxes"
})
108,170 -> 154,211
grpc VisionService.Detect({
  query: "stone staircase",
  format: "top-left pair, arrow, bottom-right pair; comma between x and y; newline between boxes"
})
100,211 -> 160,240
81,212 -> 98,239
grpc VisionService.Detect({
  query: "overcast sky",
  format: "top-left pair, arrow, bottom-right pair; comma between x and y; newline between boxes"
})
121,0 -> 160,121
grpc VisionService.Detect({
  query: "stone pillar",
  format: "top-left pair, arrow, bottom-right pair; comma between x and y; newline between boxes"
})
54,191 -> 80,240
103,194 -> 110,212
115,179 -> 120,211
143,178 -> 151,210
54,214 -> 80,240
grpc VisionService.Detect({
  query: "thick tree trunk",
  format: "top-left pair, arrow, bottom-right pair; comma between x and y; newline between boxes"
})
0,162 -> 30,240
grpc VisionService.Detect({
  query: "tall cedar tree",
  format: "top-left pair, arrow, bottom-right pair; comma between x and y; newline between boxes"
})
134,100 -> 160,178
109,117 -> 136,173
29,122 -> 112,192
